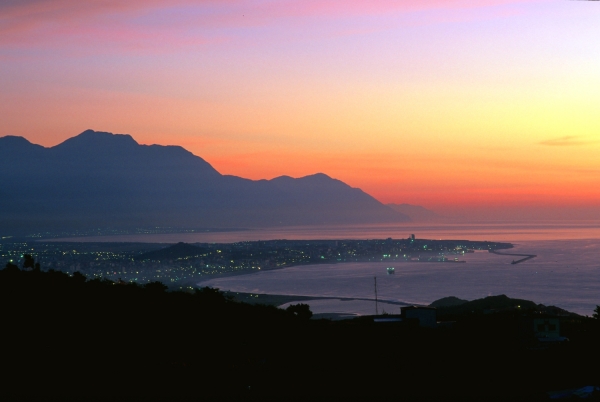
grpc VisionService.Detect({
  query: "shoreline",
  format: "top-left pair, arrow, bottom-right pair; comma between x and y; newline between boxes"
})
223,290 -> 414,308
189,251 -> 522,310
221,290 -> 416,320
192,260 -> 328,285
190,250 -> 501,287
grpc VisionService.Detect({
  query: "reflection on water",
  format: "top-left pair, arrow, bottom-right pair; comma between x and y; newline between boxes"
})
202,239 -> 600,316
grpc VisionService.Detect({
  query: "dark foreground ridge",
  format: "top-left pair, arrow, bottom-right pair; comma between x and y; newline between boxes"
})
2,264 -> 600,401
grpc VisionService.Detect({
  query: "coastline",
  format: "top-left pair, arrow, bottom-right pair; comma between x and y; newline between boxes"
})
190,248 -> 497,287
192,259 -> 332,286
192,263 -> 418,317
222,290 -> 413,308
221,290 -> 414,320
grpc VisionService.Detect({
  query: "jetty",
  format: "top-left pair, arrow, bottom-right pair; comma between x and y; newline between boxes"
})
489,250 -> 537,264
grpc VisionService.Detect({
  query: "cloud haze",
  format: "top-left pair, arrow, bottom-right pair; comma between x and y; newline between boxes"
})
540,136 -> 599,146
0,0 -> 541,49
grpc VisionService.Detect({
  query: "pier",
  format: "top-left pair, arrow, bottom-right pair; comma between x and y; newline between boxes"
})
489,250 -> 537,265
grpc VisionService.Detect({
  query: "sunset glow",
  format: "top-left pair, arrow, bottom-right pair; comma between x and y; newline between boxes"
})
2,0 -> 599,218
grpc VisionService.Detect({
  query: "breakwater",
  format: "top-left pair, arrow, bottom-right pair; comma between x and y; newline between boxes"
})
489,250 -> 537,264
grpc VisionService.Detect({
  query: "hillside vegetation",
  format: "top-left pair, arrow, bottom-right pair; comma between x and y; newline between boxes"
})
2,263 -> 599,400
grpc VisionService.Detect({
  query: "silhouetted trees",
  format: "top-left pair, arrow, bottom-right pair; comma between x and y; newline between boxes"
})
4,262 -> 19,272
144,281 -> 168,293
286,303 -> 313,320
22,254 -> 35,270
594,305 -> 600,319
72,271 -> 86,284
194,286 -> 230,304
2,263 -> 600,401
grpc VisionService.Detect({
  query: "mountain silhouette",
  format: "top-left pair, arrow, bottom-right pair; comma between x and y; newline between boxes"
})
134,242 -> 208,262
0,130 -> 409,234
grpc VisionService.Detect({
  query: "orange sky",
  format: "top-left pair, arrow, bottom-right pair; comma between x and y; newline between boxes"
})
1,0 -> 599,218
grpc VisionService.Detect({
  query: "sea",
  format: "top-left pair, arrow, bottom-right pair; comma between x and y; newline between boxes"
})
58,221 -> 600,317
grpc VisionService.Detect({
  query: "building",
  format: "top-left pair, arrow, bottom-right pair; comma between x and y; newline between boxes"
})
519,316 -> 568,345
401,306 -> 437,328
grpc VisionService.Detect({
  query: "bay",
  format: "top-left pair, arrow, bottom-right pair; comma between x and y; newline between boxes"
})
54,221 -> 600,316
201,239 -> 600,317
52,220 -> 600,243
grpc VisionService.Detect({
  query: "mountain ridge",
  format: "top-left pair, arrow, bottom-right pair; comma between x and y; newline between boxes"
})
0,130 -> 410,234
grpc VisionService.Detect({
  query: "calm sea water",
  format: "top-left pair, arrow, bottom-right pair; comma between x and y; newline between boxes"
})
59,221 -> 600,316
53,220 -> 600,243
202,239 -> 600,316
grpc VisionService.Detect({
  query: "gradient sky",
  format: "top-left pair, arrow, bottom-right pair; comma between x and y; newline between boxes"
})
2,0 -> 599,219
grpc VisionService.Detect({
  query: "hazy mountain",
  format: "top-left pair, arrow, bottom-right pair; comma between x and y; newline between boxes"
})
387,203 -> 440,221
134,242 -> 208,262
428,296 -> 469,308
0,130 -> 409,234
431,294 -> 579,318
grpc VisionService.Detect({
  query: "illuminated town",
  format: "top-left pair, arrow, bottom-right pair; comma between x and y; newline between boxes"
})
1,237 -> 511,288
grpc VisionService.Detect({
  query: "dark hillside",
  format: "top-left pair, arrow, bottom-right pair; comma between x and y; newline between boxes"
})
429,295 -> 469,308
435,294 -> 579,319
3,265 -> 600,400
134,241 -> 208,261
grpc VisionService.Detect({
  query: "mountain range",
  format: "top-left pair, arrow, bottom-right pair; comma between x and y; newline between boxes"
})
0,130 -> 410,234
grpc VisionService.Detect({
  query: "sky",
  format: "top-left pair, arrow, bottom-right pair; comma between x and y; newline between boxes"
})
1,0 -> 599,220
